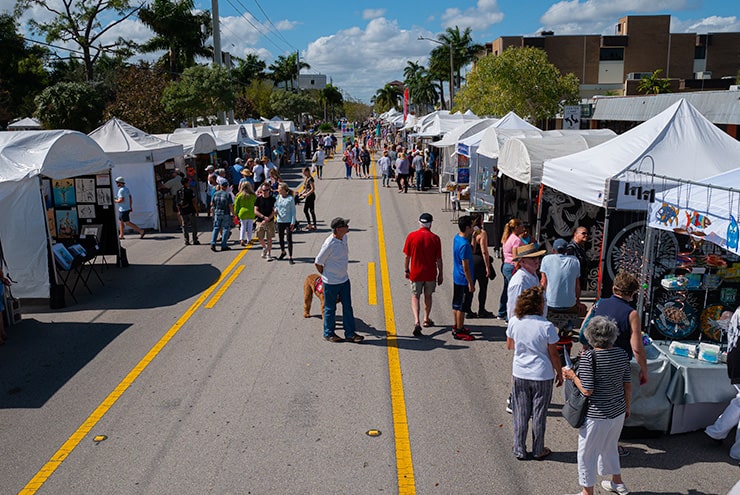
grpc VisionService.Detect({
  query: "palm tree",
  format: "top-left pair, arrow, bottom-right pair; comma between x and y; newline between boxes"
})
428,48 -> 449,109
232,53 -> 266,85
437,26 -> 484,95
371,84 -> 402,112
403,60 -> 438,115
138,0 -> 212,75
321,84 -> 343,121
269,53 -> 310,90
637,69 -> 672,95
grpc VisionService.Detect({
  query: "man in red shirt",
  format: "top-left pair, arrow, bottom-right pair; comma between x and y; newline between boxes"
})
403,212 -> 443,337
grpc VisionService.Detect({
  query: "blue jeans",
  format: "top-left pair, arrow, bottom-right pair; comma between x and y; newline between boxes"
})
211,212 -> 231,248
415,170 -> 424,190
323,279 -> 356,338
345,162 -> 352,178
498,262 -> 515,317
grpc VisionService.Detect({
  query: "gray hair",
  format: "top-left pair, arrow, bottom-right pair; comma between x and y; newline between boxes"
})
583,315 -> 619,349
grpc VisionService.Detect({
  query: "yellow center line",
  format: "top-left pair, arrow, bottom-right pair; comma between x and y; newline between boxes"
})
205,264 -> 245,308
368,193 -> 372,205
372,155 -> 416,493
367,262 -> 377,305
20,249 -> 250,494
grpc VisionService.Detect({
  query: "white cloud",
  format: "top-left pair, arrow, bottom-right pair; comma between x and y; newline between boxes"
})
541,0 -> 691,26
441,0 -> 504,31
362,9 -> 386,20
674,15 -> 740,33
304,18 -> 433,102
274,19 -> 299,31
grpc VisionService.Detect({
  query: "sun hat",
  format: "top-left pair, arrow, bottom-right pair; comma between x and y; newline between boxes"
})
115,176 -> 125,184
205,165 -> 215,171
330,217 -> 350,229
513,243 -> 546,261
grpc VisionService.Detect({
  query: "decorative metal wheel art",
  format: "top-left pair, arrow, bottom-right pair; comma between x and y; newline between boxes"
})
606,221 -> 678,283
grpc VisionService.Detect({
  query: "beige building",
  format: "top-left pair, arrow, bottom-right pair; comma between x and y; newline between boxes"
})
488,15 -> 740,97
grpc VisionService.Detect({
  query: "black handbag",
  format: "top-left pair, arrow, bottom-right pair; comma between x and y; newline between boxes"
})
562,350 -> 596,428
487,256 -> 497,280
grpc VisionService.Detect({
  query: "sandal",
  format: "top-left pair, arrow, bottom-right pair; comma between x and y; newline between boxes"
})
533,447 -> 551,461
422,319 -> 434,327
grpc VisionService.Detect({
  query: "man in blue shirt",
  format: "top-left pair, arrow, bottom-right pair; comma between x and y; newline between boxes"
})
451,215 -> 475,341
114,177 -> 145,239
540,238 -> 581,312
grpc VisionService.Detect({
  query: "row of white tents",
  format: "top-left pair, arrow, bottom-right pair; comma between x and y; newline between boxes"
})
0,117 -> 298,300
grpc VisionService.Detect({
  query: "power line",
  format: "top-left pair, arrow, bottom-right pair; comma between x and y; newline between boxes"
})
223,0 -> 292,54
251,0 -> 297,52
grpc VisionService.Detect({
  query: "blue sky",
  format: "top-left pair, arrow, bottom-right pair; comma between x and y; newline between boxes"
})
5,0 -> 739,104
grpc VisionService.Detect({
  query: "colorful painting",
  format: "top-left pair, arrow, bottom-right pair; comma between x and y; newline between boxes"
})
55,209 -> 79,238
53,178 -> 76,207
46,208 -> 56,237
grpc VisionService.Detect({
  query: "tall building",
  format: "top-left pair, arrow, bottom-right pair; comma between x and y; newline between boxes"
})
488,15 -> 740,97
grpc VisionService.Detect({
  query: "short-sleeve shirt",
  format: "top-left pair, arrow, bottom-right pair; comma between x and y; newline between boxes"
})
506,315 -> 559,381
254,194 -> 276,219
403,227 -> 441,282
453,234 -> 473,286
116,186 -> 132,212
507,268 -> 540,320
579,347 -> 631,419
211,189 -> 232,214
315,235 -> 349,285
176,187 -> 196,215
540,253 -> 581,308
502,233 -> 523,264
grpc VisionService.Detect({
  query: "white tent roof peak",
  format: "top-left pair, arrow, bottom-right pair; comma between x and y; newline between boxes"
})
494,111 -> 539,131
542,99 -> 740,208
431,119 -> 498,148
89,118 -> 183,164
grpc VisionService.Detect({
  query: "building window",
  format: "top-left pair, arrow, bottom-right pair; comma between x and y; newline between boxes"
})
694,46 -> 706,60
600,47 -> 624,61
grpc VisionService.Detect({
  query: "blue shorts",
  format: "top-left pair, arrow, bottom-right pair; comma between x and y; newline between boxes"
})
119,210 -> 131,222
452,284 -> 472,312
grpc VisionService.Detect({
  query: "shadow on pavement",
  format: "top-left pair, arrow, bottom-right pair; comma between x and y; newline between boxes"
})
0,319 -> 130,408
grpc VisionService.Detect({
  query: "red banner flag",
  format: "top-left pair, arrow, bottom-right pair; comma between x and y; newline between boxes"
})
403,87 -> 409,122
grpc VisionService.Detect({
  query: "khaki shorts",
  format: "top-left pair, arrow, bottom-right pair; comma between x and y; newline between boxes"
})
411,280 -> 436,296
255,220 -> 275,239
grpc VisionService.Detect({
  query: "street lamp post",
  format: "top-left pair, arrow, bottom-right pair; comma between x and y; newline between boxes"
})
418,36 -> 454,109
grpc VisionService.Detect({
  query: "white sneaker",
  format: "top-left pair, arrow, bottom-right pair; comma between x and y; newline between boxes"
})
601,480 -> 629,495
261,248 -> 267,259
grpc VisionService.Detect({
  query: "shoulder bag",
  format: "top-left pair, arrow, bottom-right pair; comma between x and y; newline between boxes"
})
561,350 -> 596,428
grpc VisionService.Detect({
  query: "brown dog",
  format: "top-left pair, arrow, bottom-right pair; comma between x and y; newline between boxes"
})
304,274 -> 325,318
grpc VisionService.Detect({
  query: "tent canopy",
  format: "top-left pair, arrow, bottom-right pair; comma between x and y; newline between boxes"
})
89,118 -> 183,165
7,117 -> 42,131
154,131 -> 221,155
542,99 -> 740,209
648,169 -> 740,256
176,125 -> 262,147
498,133 -> 616,185
431,119 -> 498,148
476,112 -> 542,158
0,130 -> 111,298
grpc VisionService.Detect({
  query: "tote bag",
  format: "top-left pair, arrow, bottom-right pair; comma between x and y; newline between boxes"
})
562,351 -> 596,428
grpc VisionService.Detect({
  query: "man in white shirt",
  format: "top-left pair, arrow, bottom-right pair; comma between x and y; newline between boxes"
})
314,217 -> 363,343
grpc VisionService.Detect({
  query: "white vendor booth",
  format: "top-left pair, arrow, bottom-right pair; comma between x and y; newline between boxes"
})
89,118 -> 184,231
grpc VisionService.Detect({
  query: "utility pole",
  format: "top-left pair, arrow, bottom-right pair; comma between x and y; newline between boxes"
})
211,0 -> 226,124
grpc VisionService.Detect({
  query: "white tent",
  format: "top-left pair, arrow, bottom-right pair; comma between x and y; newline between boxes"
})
153,131 -> 222,155
477,112 -> 542,159
432,118 -> 498,148
415,111 -> 481,137
7,117 -> 42,131
0,130 -> 111,298
89,118 -> 184,230
499,132 -> 616,185
648,168 -> 740,256
176,125 -> 262,148
542,99 -> 740,210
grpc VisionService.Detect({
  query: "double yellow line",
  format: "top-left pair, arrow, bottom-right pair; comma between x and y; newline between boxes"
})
20,250 -> 250,494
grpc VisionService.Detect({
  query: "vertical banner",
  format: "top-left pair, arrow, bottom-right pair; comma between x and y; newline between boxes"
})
403,87 -> 409,123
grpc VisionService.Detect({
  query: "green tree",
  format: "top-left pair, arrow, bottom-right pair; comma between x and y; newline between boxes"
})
232,53 -> 267,86
15,0 -> 140,81
34,81 -> 106,132
438,26 -> 484,93
320,84 -> 343,121
137,0 -> 212,75
0,13 -> 50,124
343,99 -> 372,123
403,60 -> 438,115
105,63 -> 174,133
454,46 -> 580,123
236,79 -> 274,119
269,53 -> 310,90
161,65 -> 235,123
371,84 -> 402,113
269,89 -> 315,122
636,69 -> 672,95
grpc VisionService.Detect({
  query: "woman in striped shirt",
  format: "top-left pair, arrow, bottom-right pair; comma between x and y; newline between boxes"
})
563,316 -> 632,495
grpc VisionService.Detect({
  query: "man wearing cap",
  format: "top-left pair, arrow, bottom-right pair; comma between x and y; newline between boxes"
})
451,215 -> 476,341
314,217 -> 363,343
229,158 -> 244,186
114,177 -> 145,239
540,238 -> 581,314
507,243 -> 547,321
209,177 -> 234,252
403,213 -> 443,337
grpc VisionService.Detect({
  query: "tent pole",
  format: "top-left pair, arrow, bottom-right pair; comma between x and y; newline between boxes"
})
638,225 -> 656,330
535,183 -> 544,243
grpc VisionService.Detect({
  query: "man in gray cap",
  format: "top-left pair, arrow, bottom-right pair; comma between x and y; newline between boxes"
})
114,176 -> 145,239
403,212 -> 443,337
314,217 -> 363,343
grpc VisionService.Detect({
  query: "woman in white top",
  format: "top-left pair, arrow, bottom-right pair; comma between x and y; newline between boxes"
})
506,286 -> 563,460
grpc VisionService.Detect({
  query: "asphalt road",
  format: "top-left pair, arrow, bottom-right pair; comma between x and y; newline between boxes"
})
1,151 -> 738,495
